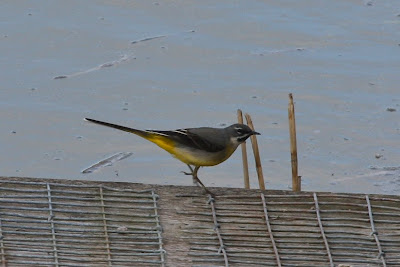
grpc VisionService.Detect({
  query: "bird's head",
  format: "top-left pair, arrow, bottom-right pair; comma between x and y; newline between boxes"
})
227,123 -> 260,144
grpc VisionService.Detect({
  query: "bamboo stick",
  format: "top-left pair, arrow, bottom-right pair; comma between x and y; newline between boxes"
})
244,113 -> 265,190
288,93 -> 301,192
237,109 -> 250,189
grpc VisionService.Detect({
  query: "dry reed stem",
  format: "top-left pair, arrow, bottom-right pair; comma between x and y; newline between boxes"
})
237,109 -> 250,189
244,113 -> 265,190
288,93 -> 301,192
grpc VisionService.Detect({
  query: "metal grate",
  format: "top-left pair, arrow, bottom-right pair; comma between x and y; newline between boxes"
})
207,195 -> 229,267
0,180 -> 165,267
178,192 -> 400,266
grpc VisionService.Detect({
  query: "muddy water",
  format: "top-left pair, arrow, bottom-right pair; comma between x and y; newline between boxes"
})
1,1 -> 400,194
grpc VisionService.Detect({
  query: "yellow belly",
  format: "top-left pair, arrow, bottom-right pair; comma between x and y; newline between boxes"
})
147,135 -> 177,156
147,135 -> 236,166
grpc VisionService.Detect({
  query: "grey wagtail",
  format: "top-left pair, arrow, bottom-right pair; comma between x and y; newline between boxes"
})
84,118 -> 260,194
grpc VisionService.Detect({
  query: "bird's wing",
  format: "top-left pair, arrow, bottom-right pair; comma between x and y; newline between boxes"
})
147,127 -> 226,152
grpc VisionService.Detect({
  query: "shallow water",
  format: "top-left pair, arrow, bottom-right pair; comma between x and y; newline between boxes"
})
1,0 -> 400,194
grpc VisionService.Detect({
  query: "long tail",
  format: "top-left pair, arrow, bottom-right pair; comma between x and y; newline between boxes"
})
84,118 -> 150,139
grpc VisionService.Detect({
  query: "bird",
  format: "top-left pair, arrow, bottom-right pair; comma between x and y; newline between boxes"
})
84,118 -> 260,194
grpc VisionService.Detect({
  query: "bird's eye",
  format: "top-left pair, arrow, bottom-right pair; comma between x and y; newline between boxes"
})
236,128 -> 243,134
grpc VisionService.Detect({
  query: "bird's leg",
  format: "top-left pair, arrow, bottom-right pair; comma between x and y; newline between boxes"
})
182,164 -> 194,176
181,165 -> 198,184
192,166 -> 213,196
182,165 -> 213,195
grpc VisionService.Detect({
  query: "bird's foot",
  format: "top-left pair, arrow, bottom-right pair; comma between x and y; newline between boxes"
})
181,164 -> 195,176
181,171 -> 201,186
193,176 -> 214,196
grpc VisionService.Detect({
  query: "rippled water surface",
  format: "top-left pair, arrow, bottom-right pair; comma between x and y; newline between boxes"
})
1,0 -> 400,194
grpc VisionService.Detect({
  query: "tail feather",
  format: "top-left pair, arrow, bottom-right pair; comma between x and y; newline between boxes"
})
84,118 -> 149,138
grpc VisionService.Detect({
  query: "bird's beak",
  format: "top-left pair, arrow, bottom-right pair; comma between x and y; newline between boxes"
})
252,131 -> 260,135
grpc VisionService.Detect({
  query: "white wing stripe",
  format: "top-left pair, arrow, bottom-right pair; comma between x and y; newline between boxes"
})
173,130 -> 187,135
144,130 -> 169,137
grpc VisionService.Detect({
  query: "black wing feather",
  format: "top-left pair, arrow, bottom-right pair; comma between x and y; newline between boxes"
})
186,131 -> 225,152
148,128 -> 226,152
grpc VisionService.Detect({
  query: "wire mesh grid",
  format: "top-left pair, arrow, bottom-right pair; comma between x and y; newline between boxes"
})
0,180 -> 165,267
178,192 -> 400,267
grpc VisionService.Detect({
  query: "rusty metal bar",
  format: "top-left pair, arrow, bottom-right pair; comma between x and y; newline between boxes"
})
208,195 -> 229,267
365,195 -> 387,267
151,191 -> 165,267
99,186 -> 112,266
313,193 -> 334,267
46,183 -> 59,267
0,219 -> 6,267
261,193 -> 281,267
